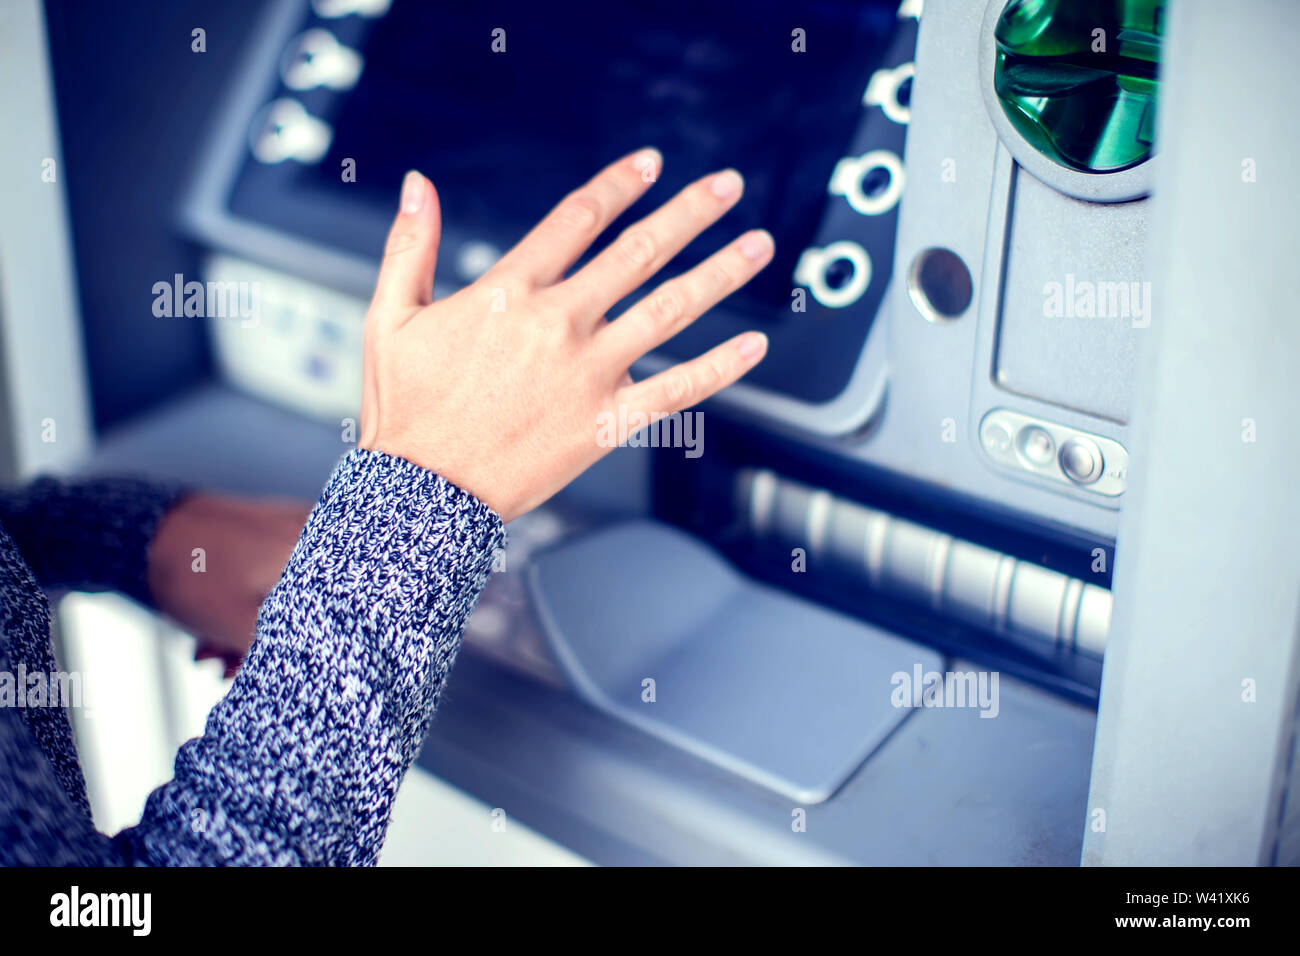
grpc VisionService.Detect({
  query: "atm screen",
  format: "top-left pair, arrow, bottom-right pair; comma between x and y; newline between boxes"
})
224,0 -> 913,403
314,0 -> 894,308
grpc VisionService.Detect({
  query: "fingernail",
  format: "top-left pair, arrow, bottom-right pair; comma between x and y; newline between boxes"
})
629,147 -> 661,182
401,170 -> 425,214
710,168 -> 744,200
738,229 -> 773,261
737,331 -> 768,361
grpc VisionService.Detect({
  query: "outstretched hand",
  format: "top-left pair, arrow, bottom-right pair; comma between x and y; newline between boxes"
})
358,149 -> 773,522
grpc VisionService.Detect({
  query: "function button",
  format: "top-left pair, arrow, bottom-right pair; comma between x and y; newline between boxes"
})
829,150 -> 904,216
1015,425 -> 1055,467
281,30 -> 363,92
863,63 -> 915,125
250,99 -> 332,165
793,241 -> 872,309
982,420 -> 1013,455
1059,437 -> 1104,485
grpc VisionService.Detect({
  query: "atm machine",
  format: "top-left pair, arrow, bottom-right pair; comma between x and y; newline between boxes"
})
80,0 -> 1299,864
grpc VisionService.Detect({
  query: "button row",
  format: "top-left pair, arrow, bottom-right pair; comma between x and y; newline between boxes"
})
979,409 -> 1128,497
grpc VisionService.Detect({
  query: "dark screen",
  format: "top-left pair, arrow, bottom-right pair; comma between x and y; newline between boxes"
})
310,0 -> 896,312
226,0 -> 910,403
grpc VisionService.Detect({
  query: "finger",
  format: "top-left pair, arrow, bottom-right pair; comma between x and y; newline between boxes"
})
563,167 -> 745,321
493,147 -> 662,287
371,170 -> 442,317
617,330 -> 768,419
598,229 -> 773,368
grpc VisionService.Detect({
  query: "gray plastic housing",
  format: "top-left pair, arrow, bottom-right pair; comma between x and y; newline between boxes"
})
1082,0 -> 1300,867
528,520 -> 943,803
822,0 -> 1145,544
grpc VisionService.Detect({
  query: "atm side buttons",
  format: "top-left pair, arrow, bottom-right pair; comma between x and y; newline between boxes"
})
979,408 -> 1128,497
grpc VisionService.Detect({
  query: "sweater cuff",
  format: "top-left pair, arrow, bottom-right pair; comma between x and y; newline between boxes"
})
257,448 -> 505,746
309,448 -> 506,576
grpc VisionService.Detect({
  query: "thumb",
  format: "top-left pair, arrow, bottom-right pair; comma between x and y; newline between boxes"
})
372,169 -> 441,314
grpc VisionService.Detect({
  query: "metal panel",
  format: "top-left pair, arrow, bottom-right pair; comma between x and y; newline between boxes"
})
0,0 -> 93,478
1083,0 -> 1300,866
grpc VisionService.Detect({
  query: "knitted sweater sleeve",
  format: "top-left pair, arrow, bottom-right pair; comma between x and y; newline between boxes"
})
112,448 -> 505,866
0,474 -> 184,606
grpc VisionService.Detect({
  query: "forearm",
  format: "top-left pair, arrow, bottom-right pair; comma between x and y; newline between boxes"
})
0,475 -> 184,604
112,449 -> 504,866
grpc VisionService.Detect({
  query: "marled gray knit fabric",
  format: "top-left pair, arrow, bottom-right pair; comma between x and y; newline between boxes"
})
0,473 -> 185,829
0,448 -> 504,865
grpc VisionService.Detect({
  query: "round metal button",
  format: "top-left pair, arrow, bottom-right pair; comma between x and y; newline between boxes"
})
1059,437 -> 1104,484
1015,425 -> 1056,467
982,421 -> 1012,455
